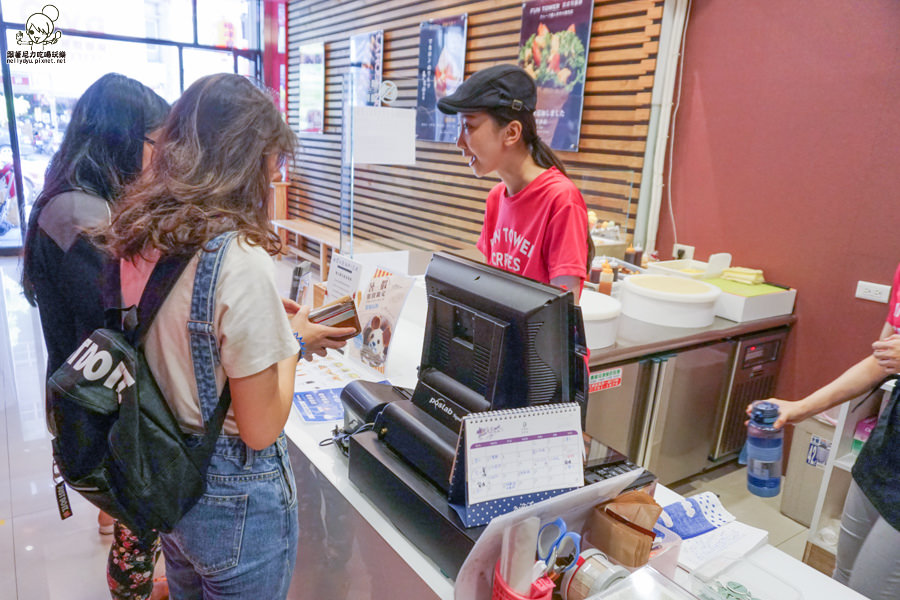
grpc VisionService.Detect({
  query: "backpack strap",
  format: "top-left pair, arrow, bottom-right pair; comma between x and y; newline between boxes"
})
102,253 -> 194,342
136,254 -> 195,340
187,232 -> 237,434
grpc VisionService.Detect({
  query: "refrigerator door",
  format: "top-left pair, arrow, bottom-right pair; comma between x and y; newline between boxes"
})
642,341 -> 736,484
583,360 -> 654,459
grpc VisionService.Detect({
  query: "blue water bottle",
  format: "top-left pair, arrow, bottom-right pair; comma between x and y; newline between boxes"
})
746,401 -> 783,497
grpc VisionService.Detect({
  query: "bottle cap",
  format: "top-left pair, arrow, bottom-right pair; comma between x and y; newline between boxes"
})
751,401 -> 779,426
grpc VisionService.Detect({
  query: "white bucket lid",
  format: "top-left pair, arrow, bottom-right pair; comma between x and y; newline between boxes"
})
622,274 -> 721,304
579,289 -> 622,320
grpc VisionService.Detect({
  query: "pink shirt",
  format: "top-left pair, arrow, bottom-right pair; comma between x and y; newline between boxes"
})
476,167 -> 588,285
887,263 -> 900,334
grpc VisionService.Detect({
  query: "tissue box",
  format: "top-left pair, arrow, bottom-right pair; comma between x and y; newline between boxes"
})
705,278 -> 796,322
852,416 -> 878,455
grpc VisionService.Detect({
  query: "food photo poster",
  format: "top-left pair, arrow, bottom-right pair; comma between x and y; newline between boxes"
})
518,0 -> 594,151
297,43 -> 325,133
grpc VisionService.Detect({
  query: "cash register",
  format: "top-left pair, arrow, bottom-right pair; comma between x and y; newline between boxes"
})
341,252 -> 652,578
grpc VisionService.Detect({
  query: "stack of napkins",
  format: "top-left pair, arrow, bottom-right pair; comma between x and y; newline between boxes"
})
721,267 -> 764,285
656,492 -> 769,571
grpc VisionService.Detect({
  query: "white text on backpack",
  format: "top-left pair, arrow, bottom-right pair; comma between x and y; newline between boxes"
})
66,338 -> 136,393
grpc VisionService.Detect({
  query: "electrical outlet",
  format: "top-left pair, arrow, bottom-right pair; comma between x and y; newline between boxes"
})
855,281 -> 891,304
672,243 -> 694,260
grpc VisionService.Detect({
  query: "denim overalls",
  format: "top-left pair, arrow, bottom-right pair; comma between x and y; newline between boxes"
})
159,232 -> 299,599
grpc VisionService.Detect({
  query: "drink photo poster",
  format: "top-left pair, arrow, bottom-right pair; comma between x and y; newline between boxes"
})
349,30 -> 384,107
415,14 -> 468,142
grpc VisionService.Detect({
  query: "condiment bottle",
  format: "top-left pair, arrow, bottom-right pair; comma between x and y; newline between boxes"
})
623,245 -> 637,266
632,244 -> 644,267
597,262 -> 614,295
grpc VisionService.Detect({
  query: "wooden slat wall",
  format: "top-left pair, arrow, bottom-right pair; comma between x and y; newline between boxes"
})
286,0 -> 662,253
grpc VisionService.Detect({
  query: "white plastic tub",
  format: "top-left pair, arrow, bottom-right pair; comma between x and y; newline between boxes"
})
579,290 -> 621,349
620,274 -> 721,328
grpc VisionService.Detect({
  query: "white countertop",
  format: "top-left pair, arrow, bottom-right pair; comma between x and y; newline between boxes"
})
282,267 -> 861,599
284,412 -> 865,600
653,486 -> 866,600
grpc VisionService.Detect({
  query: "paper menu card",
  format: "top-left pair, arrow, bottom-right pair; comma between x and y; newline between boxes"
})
462,403 -> 584,505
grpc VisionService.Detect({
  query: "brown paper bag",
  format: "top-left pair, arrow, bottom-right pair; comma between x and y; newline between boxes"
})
584,490 -> 662,567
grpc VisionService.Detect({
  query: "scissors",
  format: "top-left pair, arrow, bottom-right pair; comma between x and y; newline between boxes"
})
536,517 -> 581,578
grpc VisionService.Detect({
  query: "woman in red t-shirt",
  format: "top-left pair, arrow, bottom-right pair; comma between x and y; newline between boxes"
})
437,64 -> 592,301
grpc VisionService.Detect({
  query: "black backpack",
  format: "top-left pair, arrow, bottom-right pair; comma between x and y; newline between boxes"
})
46,233 -> 235,536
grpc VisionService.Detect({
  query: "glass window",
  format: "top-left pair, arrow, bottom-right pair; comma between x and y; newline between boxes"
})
2,0 -> 193,42
0,91 -> 35,250
0,31 -> 180,247
197,0 -> 256,49
237,54 -> 256,78
183,48 -> 236,89
6,30 -> 181,102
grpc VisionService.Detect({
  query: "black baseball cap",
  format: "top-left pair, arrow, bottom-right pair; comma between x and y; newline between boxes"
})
437,64 -> 537,115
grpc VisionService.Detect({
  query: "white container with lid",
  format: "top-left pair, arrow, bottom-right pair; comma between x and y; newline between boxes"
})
620,274 -> 721,328
579,290 -> 621,349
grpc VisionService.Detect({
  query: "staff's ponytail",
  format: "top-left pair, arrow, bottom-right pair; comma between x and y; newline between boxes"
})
529,136 -> 568,177
529,137 -> 594,277
487,107 -> 593,277
488,107 -> 592,276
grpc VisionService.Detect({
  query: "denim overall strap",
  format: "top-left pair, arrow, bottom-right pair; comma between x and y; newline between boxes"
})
187,232 -> 238,428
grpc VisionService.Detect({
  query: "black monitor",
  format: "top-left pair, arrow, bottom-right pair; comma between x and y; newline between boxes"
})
411,252 -> 588,431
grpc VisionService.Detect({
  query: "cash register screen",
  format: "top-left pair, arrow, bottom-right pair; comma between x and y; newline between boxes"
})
411,252 -> 587,423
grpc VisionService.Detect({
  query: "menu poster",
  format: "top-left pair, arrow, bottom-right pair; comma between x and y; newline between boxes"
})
347,268 -> 415,373
297,43 -> 325,133
518,0 -> 594,151
349,30 -> 384,107
415,14 -> 468,142
292,351 -> 390,422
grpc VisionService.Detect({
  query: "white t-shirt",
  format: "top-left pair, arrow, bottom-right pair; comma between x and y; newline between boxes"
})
121,239 -> 298,435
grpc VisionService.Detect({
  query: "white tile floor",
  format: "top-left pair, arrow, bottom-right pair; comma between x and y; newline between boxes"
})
0,255 -> 809,598
0,256 -> 114,599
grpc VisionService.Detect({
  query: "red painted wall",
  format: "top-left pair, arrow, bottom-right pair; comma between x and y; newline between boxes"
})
656,0 -> 900,399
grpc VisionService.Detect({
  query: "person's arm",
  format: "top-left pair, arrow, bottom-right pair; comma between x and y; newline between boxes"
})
229,308 -> 355,450
871,327 -> 900,373
230,359 -> 296,450
550,275 -> 582,303
761,322 -> 894,429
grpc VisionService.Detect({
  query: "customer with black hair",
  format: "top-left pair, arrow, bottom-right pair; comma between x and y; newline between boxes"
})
22,73 -> 170,600
438,64 -> 592,301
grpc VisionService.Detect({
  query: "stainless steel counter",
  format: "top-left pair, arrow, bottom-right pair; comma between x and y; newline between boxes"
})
585,314 -> 795,484
588,314 -> 796,367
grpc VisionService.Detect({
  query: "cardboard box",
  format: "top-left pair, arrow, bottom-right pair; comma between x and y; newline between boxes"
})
706,278 -> 797,322
781,417 -> 833,527
312,281 -> 327,308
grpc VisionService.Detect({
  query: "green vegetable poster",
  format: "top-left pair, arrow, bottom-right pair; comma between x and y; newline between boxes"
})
518,0 -> 594,151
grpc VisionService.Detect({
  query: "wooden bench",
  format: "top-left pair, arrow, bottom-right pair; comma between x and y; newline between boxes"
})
271,218 -> 342,274
271,218 -> 387,276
